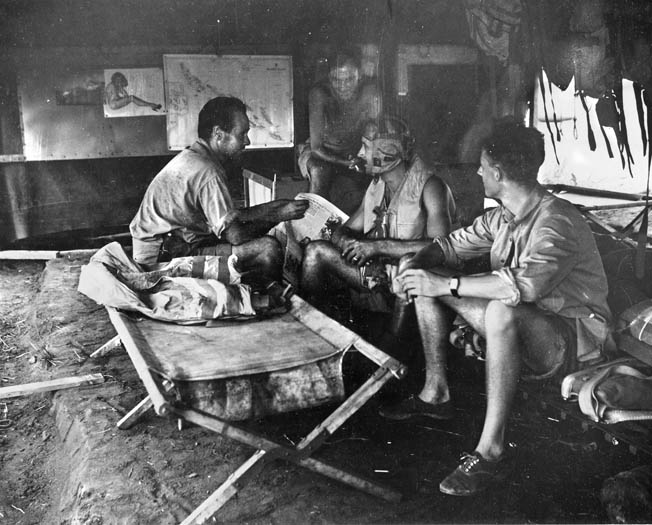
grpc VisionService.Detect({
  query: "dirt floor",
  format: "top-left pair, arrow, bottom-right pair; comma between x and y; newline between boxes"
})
0,252 -> 649,524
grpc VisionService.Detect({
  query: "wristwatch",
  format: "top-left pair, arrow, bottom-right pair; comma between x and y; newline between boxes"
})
449,276 -> 461,298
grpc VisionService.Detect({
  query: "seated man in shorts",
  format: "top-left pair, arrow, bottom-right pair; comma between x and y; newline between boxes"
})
297,51 -> 382,212
390,118 -> 614,496
300,115 -> 457,339
130,96 -> 308,286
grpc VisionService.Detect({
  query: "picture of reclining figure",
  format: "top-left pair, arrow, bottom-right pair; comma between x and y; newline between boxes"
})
104,71 -> 162,114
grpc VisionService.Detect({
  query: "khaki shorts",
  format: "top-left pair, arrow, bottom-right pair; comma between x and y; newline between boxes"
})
133,233 -> 233,265
519,308 -> 577,381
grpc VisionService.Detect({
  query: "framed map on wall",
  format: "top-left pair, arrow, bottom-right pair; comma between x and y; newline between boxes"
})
163,54 -> 294,150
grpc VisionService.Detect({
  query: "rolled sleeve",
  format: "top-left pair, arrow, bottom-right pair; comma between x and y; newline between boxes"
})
211,209 -> 239,238
434,211 -> 497,268
433,236 -> 463,268
510,220 -> 578,303
491,268 -> 521,306
199,178 -> 234,239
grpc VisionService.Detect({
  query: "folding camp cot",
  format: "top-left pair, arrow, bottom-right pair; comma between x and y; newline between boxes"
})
97,294 -> 406,524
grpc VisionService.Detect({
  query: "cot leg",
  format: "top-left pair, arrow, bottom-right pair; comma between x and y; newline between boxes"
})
297,365 -> 396,455
117,396 -> 153,429
90,335 -> 122,358
180,449 -> 269,525
117,380 -> 175,430
174,363 -> 402,523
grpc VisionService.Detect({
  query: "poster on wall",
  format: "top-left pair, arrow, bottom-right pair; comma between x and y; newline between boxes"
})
54,71 -> 105,106
103,68 -> 166,118
19,64 -> 169,160
163,54 -> 294,150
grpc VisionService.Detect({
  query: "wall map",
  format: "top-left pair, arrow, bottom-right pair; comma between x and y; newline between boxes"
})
163,54 -> 294,150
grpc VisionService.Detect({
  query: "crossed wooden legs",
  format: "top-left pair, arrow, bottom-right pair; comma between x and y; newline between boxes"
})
96,337 -> 404,524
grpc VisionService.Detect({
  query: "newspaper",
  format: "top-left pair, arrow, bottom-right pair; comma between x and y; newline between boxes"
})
274,192 -> 349,287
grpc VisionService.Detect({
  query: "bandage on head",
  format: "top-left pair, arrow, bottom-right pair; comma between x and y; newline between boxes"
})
360,116 -> 414,175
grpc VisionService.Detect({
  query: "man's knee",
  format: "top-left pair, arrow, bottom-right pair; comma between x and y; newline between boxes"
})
307,157 -> 333,177
484,300 -> 517,334
303,240 -> 337,269
306,159 -> 335,190
397,253 -> 416,272
257,236 -> 283,265
235,236 -> 282,270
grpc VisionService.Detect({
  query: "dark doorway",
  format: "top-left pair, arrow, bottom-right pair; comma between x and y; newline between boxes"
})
407,64 -> 480,165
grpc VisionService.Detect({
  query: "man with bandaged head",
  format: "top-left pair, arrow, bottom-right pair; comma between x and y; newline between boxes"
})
301,115 -> 458,339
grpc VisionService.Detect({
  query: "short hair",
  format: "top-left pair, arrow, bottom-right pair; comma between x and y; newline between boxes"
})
197,97 -> 247,141
364,115 -> 416,162
480,118 -> 545,184
326,50 -> 360,73
111,72 -> 127,85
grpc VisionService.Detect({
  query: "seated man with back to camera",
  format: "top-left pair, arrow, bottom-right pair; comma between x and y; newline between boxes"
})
301,115 -> 457,343
130,96 -> 308,286
389,119 -> 614,496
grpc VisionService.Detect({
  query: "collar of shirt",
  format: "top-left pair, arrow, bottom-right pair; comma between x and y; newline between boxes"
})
191,139 -> 224,168
501,185 -> 548,226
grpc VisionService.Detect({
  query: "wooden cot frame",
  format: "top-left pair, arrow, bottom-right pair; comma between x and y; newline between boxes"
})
95,294 -> 407,524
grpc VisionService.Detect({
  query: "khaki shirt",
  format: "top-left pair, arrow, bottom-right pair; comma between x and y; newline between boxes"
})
130,139 -> 234,245
435,185 -> 613,362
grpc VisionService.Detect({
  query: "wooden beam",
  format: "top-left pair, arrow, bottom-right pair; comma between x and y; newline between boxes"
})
581,210 -> 639,248
0,154 -> 26,163
546,184 -> 646,201
579,202 -> 649,211
291,294 -> 406,377
0,249 -> 100,260
0,373 -> 104,399
175,408 -> 402,511
0,250 -> 59,260
90,335 -> 122,358
117,396 -> 154,430
117,381 -> 175,430
106,307 -> 171,416
180,450 -> 269,525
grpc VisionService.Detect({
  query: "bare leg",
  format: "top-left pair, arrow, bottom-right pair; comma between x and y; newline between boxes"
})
476,301 -> 571,459
413,296 -> 455,404
306,157 -> 336,199
232,236 -> 284,284
410,265 -> 487,405
300,241 -> 363,299
438,299 -> 570,495
438,298 -> 569,461
474,300 -> 520,460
